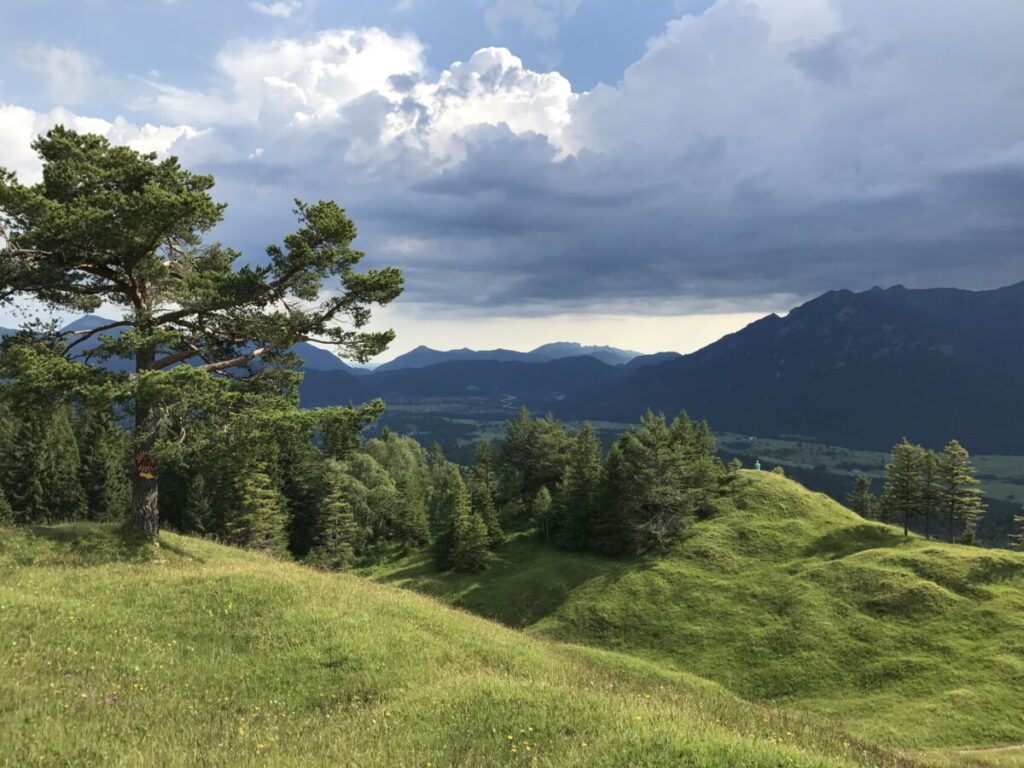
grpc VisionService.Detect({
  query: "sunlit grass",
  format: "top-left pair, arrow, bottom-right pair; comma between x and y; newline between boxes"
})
0,522 -> 922,768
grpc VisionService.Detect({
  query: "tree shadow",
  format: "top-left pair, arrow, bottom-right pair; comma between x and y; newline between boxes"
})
800,523 -> 916,560
7,523 -> 160,567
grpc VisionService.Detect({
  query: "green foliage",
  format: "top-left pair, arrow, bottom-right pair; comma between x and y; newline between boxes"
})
1009,511 -> 1024,552
0,486 -> 12,524
470,479 -> 503,548
449,511 -> 492,573
498,407 -> 571,510
845,474 -> 878,520
939,439 -> 986,543
531,486 -> 555,541
224,464 -> 289,555
75,403 -> 130,522
0,127 -> 402,537
370,470 -> 1024,752
431,465 -> 472,570
556,422 -> 603,550
364,430 -> 432,549
881,438 -> 925,534
770,465 -> 786,476
306,460 -> 362,570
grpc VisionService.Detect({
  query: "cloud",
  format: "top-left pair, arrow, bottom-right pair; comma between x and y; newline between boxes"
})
250,1 -> 302,18
141,31 -> 576,164
6,1 -> 1024,320
20,45 -> 100,105
484,0 -> 583,39
0,105 -> 209,184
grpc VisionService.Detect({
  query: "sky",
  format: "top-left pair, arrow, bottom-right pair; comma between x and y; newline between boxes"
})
1,0 -> 1022,360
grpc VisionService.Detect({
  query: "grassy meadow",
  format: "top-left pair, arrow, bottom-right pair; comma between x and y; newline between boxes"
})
0,521 -> 925,768
366,472 -> 1024,754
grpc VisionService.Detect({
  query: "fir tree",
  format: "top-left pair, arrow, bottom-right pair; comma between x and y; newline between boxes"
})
1008,510 -> 1024,552
881,438 -> 925,536
76,403 -> 130,522
432,467 -> 472,570
470,480 -> 503,548
917,449 -> 942,539
845,474 -> 878,520
938,440 -> 986,544
307,462 -> 362,570
556,422 -> 603,550
225,464 -> 289,555
450,512 -> 491,573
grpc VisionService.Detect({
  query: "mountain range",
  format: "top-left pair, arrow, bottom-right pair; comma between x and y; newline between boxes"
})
3,281 -> 1022,453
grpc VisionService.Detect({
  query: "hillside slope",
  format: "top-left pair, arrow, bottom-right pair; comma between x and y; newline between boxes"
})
368,472 -> 1024,752
0,523 -> 923,768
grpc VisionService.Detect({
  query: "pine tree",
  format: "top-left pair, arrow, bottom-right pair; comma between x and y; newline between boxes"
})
1009,510 -> 1024,552
76,403 -> 130,522
225,464 -> 289,555
450,512 -> 491,573
556,422 -> 603,550
470,480 -> 503,548
470,440 -> 499,492
881,438 -> 925,536
307,464 -> 362,570
845,474 -> 878,520
938,440 -> 986,544
917,449 -> 941,539
531,486 -> 555,540
432,467 -> 472,570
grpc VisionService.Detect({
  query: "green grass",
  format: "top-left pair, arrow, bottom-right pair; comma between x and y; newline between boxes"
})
1,522 -> 929,768
366,472 -> 1024,755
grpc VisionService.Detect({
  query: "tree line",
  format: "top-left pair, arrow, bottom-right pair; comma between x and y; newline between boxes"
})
845,438 -> 988,542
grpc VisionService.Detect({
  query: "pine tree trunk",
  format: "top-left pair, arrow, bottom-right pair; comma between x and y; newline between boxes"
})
131,344 -> 160,541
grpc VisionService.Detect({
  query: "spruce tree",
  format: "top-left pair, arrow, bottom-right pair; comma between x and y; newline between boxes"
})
881,438 -> 925,536
556,422 -> 603,550
450,512 -> 491,573
470,480 -> 503,548
938,440 -> 986,544
432,466 -> 472,570
917,449 -> 941,539
76,403 -> 130,522
846,474 -> 878,520
1009,510 -> 1024,552
0,486 -> 12,524
225,464 -> 289,555
307,463 -> 362,570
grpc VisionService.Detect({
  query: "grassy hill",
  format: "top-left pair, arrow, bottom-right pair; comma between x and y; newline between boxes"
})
0,522 -> 941,768
366,472 -> 1024,754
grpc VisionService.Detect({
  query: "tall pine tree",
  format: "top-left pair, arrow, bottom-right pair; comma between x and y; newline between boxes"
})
845,474 -> 878,520
938,440 -> 986,544
881,438 -> 925,536
306,461 -> 362,570
224,464 -> 289,555
556,422 -> 603,550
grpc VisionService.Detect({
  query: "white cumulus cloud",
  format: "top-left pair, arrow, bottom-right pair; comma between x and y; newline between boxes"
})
250,1 -> 302,18
20,45 -> 100,105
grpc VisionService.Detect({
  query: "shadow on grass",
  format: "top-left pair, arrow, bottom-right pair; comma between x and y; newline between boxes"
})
7,523 -> 159,567
800,523 -> 916,560
377,535 -> 642,629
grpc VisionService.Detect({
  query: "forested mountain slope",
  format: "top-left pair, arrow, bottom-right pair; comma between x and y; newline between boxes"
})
566,282 -> 1024,453
368,471 -> 1024,751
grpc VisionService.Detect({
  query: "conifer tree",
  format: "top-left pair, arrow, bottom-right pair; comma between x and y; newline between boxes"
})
76,403 -> 130,522
881,438 -> 925,536
450,511 -> 491,573
917,449 -> 942,539
470,440 -> 499,492
364,432 -> 431,549
307,462 -> 362,570
556,422 -> 603,550
432,466 -> 472,570
0,128 -> 402,539
470,480 -> 503,548
225,464 -> 289,555
938,440 -> 986,544
1009,510 -> 1024,552
845,474 -> 878,520
531,486 -> 555,540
